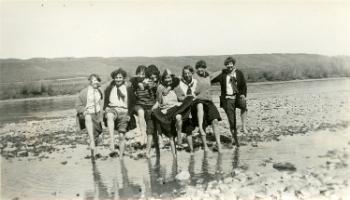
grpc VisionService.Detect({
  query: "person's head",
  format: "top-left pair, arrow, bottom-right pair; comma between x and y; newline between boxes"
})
182,65 -> 194,83
195,60 -> 207,77
161,69 -> 173,87
146,64 -> 160,83
135,65 -> 147,77
224,56 -> 236,72
110,68 -> 127,87
88,74 -> 101,89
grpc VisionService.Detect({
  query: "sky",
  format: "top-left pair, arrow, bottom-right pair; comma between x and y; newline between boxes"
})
1,0 -> 350,59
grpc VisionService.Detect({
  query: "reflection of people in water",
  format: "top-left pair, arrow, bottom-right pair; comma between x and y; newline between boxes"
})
118,159 -> 142,199
232,147 -> 240,169
215,153 -> 224,181
143,157 -> 180,197
85,159 -> 111,200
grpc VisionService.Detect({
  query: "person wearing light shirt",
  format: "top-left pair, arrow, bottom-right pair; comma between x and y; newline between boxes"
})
211,56 -> 248,147
75,74 -> 103,158
103,68 -> 136,157
173,65 -> 210,152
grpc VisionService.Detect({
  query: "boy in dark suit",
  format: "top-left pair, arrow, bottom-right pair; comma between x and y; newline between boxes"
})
211,57 -> 248,146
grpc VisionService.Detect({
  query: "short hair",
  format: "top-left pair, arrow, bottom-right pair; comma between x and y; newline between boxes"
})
135,65 -> 147,75
110,68 -> 127,79
146,64 -> 160,78
224,56 -> 236,66
182,65 -> 194,76
88,73 -> 101,82
195,60 -> 207,69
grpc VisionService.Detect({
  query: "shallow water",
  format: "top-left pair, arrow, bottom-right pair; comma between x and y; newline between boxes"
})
0,78 -> 349,124
2,128 -> 350,200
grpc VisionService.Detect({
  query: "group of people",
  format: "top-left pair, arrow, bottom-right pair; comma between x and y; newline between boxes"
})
75,56 -> 248,158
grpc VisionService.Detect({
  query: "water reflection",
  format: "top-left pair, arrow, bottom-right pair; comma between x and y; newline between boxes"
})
84,149 -> 241,199
85,159 -> 110,200
232,147 -> 240,169
145,157 -> 179,197
118,159 -> 142,199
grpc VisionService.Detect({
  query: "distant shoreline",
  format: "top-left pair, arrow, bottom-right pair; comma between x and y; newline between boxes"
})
0,77 -> 349,103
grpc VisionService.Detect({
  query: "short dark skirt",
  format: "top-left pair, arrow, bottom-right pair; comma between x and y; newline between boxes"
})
192,99 -> 221,129
152,96 -> 195,137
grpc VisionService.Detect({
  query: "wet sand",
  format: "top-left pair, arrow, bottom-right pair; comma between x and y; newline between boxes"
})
1,79 -> 350,199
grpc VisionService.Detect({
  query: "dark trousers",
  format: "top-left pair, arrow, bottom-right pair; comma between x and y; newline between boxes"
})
223,97 -> 247,145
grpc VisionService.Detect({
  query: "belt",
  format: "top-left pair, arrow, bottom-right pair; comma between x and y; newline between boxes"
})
225,94 -> 237,100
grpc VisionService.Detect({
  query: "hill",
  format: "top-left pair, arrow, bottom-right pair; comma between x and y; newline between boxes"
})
1,54 -> 350,99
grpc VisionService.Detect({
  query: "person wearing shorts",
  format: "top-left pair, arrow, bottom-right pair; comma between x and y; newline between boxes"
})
104,68 -> 136,157
130,65 -> 160,158
211,56 -> 248,147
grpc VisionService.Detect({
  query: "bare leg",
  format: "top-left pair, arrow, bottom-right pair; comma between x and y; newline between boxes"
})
106,113 -> 116,152
241,110 -> 248,134
186,134 -> 194,154
231,129 -> 239,147
119,133 -> 126,157
175,114 -> 183,145
85,114 -> 96,156
212,119 -> 222,152
137,108 -> 147,145
146,134 -> 153,158
201,134 -> 210,152
169,136 -> 177,158
196,103 -> 206,136
153,126 -> 160,158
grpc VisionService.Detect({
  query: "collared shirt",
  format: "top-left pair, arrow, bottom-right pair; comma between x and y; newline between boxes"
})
226,69 -> 237,96
109,84 -> 128,108
85,86 -> 101,114
179,78 -> 197,96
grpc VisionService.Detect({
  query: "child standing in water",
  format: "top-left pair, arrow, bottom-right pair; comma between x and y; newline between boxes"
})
130,65 -> 159,158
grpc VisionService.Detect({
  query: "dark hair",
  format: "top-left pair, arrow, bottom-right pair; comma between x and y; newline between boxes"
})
195,60 -> 207,69
146,64 -> 160,79
110,68 -> 127,79
88,74 -> 101,82
182,65 -> 194,77
224,56 -> 236,66
160,69 -> 173,85
135,65 -> 147,75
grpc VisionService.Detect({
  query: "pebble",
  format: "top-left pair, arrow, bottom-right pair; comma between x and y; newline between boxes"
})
17,151 -> 29,157
273,162 -> 296,171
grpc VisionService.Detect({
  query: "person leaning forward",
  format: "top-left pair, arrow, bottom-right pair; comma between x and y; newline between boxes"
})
211,56 -> 248,147
103,68 -> 136,158
75,74 -> 104,158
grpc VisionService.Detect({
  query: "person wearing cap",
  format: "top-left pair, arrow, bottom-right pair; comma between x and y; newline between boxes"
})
211,56 -> 248,147
75,74 -> 104,158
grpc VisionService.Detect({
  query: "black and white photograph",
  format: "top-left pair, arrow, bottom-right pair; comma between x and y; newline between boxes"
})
1,0 -> 350,199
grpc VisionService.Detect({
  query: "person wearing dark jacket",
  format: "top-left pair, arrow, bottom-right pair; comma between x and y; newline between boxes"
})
103,68 -> 136,157
211,57 -> 248,146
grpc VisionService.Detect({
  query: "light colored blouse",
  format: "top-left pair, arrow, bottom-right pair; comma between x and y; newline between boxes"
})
109,84 -> 128,108
85,86 -> 102,114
